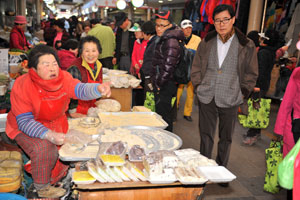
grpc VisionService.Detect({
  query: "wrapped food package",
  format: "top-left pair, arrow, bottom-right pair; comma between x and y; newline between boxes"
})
72,171 -> 96,184
87,160 -> 107,183
95,159 -> 115,183
174,166 -> 208,184
95,99 -> 121,112
125,161 -> 147,181
113,166 -> 131,181
143,150 -> 179,181
129,145 -> 145,162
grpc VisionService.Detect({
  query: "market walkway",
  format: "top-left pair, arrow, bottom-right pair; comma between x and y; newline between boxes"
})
174,92 -> 286,200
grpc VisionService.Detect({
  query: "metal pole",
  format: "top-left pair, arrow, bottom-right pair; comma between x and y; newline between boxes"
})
260,0 -> 268,33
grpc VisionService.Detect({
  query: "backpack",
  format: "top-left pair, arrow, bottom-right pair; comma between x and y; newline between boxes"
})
173,41 -> 196,84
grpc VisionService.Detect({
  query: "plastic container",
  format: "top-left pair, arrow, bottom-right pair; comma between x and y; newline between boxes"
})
72,171 -> 96,184
0,193 -> 26,200
100,154 -> 125,166
197,166 -> 236,183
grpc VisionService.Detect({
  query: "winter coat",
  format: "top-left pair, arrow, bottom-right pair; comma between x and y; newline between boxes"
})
9,26 -> 30,50
151,25 -> 185,88
57,49 -> 77,70
274,67 -> 300,157
115,27 -> 136,63
140,35 -> 158,77
131,39 -> 149,74
256,46 -> 277,94
191,27 -> 258,99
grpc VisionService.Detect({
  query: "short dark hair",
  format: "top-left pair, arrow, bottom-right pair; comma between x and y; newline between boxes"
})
63,39 -> 79,50
78,35 -> 102,56
247,30 -> 259,47
28,44 -> 60,69
54,19 -> 65,29
213,4 -> 235,20
90,19 -> 100,26
263,29 -> 279,47
141,21 -> 156,35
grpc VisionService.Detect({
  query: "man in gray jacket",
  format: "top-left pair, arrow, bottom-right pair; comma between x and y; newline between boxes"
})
191,4 -> 258,183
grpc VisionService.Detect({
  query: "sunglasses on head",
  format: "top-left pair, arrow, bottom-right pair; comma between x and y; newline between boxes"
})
182,22 -> 192,26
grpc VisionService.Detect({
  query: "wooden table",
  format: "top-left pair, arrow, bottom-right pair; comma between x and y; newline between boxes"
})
76,181 -> 205,200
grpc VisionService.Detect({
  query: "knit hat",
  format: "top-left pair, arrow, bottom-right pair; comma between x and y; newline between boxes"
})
115,12 -> 127,27
155,10 -> 173,23
14,15 -> 27,24
180,19 -> 192,29
129,23 -> 141,32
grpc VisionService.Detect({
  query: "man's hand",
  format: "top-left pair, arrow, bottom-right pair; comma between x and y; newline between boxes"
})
98,82 -> 111,97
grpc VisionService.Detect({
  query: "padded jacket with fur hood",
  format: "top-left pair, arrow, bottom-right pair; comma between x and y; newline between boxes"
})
151,25 -> 185,88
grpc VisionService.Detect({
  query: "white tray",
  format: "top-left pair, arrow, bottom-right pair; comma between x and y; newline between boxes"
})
197,166 -> 236,183
178,178 -> 208,185
148,179 -> 177,184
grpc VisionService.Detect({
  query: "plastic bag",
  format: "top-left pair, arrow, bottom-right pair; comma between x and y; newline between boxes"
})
64,129 -> 92,145
264,140 -> 282,193
87,107 -> 100,117
95,99 -> 121,112
238,98 -> 271,129
278,139 -> 300,190
144,92 -> 155,112
293,151 -> 300,198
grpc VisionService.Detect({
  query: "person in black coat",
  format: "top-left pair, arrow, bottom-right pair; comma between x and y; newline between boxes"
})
243,29 -> 279,145
113,12 -> 135,72
150,10 -> 185,132
140,21 -> 157,97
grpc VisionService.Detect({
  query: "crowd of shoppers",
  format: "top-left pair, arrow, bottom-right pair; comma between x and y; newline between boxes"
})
6,4 -> 300,198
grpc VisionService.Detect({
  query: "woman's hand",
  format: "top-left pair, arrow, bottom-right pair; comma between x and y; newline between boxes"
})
98,82 -> 111,97
44,131 -> 65,145
112,58 -> 117,65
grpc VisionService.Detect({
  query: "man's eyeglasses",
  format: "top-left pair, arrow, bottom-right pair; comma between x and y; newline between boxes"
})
156,23 -> 170,28
182,22 -> 192,26
214,18 -> 232,25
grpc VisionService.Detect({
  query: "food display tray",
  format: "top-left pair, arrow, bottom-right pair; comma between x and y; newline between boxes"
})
197,166 -> 236,183
98,126 -> 182,154
98,112 -> 168,129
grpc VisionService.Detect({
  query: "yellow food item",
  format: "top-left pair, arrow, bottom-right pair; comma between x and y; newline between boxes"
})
0,167 -> 21,184
100,155 -> 125,165
0,151 -> 22,161
72,171 -> 96,182
0,176 -> 22,192
0,151 -> 22,187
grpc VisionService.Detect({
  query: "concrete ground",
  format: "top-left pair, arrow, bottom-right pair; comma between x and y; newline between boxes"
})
174,91 -> 287,200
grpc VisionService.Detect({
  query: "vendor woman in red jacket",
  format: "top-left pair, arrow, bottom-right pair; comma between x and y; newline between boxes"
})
9,15 -> 32,51
67,36 -> 103,117
5,44 -> 111,198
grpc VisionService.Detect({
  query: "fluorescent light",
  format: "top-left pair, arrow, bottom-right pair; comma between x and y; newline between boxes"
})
116,0 -> 126,10
158,0 -> 163,3
132,0 -> 144,8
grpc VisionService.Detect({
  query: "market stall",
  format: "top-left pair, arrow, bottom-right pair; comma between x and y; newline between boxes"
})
58,109 -> 236,200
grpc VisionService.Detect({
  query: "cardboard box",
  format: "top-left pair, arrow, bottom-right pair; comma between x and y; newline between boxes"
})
108,88 -> 132,111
